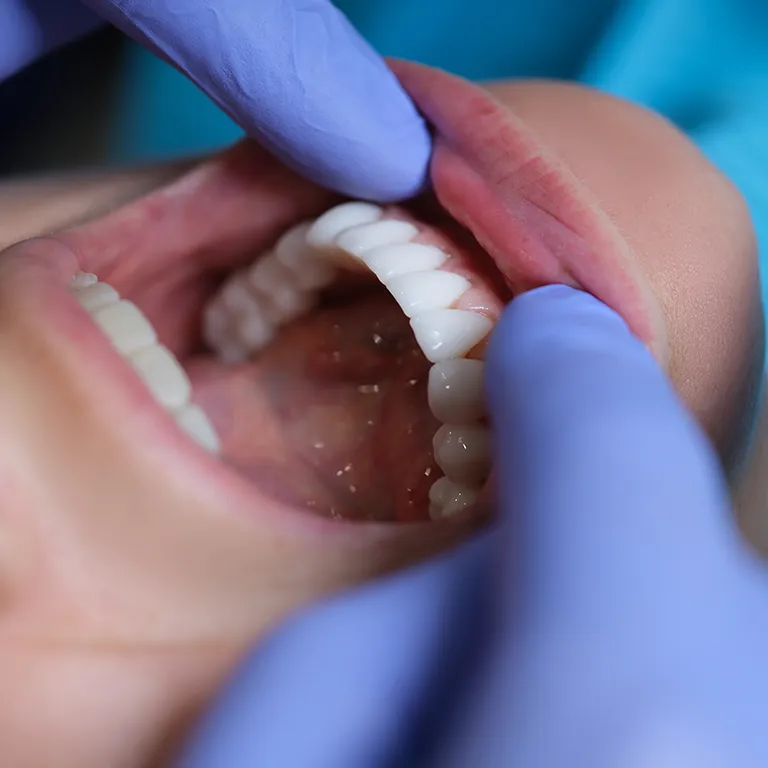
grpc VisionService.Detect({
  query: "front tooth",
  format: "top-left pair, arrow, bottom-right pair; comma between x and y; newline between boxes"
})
410,309 -> 493,363
306,202 -> 383,249
386,270 -> 470,318
74,281 -> 120,312
128,344 -> 192,410
92,300 -> 157,355
433,424 -> 492,486
335,220 -> 418,256
428,359 -> 486,424
360,242 -> 447,281
174,404 -> 220,454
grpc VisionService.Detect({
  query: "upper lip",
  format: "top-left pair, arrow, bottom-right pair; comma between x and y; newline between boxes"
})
390,58 -> 668,365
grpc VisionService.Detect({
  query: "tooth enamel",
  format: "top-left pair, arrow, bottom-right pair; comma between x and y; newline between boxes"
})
306,202 -> 383,249
428,477 -> 478,520
247,255 -> 296,295
410,310 -> 493,363
174,404 -> 220,454
433,424 -> 492,486
202,303 -> 233,351
92,300 -> 157,355
359,242 -> 447,281
74,281 -> 120,312
385,270 -> 470,318
246,258 -> 314,324
335,220 -> 418,256
428,359 -> 486,424
274,223 -> 336,290
441,486 -> 478,518
128,344 -> 192,410
236,307 -> 276,350
70,271 -> 98,289
220,279 -> 262,317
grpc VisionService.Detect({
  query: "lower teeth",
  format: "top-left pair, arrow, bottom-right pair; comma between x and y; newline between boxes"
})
69,272 -> 220,455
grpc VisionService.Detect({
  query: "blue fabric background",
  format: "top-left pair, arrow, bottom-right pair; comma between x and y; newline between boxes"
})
106,0 -> 768,337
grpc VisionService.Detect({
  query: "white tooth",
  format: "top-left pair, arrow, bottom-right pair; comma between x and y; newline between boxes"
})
428,359 -> 486,424
74,281 -> 120,312
428,477 -> 478,520
129,344 -> 192,410
410,310 -> 493,363
202,302 -> 233,352
247,255 -> 295,295
70,271 -> 98,289
386,270 -> 470,318
92,300 -> 157,355
441,486 -> 479,518
360,243 -> 447,281
247,257 -> 314,323
274,223 -> 336,290
433,424 -> 492,486
236,308 -> 275,351
174,404 -> 220,454
306,202 -> 383,249
335,220 -> 418,256
220,278 -> 263,318
428,475 -> 452,519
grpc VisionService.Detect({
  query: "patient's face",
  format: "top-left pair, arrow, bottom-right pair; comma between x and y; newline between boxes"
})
0,62 -> 762,765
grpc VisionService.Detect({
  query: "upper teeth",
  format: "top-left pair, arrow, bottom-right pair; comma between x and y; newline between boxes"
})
70,273 -> 220,454
201,200 -> 496,518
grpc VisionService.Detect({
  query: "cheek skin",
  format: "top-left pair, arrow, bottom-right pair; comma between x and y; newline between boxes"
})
485,80 -> 764,470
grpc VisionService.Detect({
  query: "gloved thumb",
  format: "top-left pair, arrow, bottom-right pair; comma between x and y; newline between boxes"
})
483,285 -> 738,623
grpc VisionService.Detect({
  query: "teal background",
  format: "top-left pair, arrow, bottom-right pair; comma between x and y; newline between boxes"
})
106,0 -> 768,335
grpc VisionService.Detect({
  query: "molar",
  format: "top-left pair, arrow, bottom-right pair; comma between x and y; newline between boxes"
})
432,423 -> 492,486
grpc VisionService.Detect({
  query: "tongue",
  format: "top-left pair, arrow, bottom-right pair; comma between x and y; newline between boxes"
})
390,60 -> 667,363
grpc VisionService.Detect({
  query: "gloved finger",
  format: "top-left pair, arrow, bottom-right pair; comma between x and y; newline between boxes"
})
1,0 -> 102,82
81,0 -> 431,201
484,285 -> 739,623
174,534 -> 492,768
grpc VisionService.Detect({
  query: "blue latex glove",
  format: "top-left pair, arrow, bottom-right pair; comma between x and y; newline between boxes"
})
177,286 -> 768,767
0,0 -> 430,201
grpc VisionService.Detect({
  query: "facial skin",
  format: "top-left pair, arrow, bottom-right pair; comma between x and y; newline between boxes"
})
0,69 -> 762,767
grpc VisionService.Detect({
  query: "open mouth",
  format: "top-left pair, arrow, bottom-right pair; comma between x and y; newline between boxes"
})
8,61 -> 664,530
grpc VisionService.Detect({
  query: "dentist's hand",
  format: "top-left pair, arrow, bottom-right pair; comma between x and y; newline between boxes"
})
176,286 -> 768,767
3,0 -> 430,201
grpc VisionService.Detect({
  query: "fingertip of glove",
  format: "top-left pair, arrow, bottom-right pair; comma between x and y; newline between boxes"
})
488,286 -> 638,373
